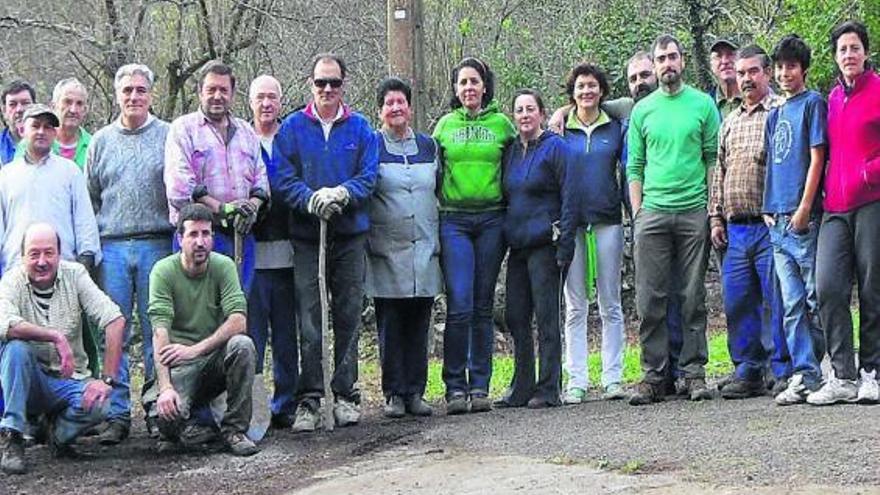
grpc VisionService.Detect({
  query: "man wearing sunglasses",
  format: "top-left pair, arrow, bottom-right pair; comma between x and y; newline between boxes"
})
271,53 -> 378,433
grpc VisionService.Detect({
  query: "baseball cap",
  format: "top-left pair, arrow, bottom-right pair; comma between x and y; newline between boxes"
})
22,104 -> 60,127
710,38 -> 739,53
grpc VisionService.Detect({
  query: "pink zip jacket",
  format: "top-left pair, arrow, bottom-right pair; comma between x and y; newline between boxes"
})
824,69 -> 880,213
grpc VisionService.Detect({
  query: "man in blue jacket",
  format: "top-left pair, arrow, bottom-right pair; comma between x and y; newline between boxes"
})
272,54 -> 378,432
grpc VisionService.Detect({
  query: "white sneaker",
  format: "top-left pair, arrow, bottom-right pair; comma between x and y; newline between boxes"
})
333,399 -> 361,427
857,369 -> 879,404
563,387 -> 586,405
292,405 -> 322,432
806,371 -> 858,406
774,374 -> 807,406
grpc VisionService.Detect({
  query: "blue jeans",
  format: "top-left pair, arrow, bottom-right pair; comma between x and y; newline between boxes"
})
173,231 -> 255,293
440,211 -> 506,397
98,236 -> 171,425
247,267 -> 298,416
769,216 -> 822,385
0,341 -> 107,443
722,222 -> 786,382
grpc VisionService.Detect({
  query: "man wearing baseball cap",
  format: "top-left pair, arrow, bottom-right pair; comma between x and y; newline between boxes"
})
0,104 -> 100,275
709,38 -> 743,119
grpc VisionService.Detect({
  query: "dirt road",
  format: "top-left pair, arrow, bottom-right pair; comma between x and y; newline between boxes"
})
5,393 -> 879,494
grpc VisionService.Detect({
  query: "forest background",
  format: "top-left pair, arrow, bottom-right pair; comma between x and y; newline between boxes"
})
1,0 -> 877,133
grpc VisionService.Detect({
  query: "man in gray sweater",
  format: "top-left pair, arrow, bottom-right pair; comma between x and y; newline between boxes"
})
85,63 -> 174,444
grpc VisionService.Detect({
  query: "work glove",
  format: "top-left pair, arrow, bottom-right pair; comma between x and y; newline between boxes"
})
231,199 -> 258,235
328,185 -> 350,207
217,202 -> 240,230
308,188 -> 346,220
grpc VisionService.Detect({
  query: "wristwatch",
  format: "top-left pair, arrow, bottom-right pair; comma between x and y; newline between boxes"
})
100,375 -> 116,387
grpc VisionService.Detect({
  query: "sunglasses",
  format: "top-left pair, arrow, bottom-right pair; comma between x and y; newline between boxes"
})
313,78 -> 343,89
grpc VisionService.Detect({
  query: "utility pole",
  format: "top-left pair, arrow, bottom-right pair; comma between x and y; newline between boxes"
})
387,0 -> 425,130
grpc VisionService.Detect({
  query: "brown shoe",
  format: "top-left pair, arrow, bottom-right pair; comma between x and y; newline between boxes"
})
1,428 -> 26,475
628,381 -> 664,406
687,377 -> 714,401
224,432 -> 259,457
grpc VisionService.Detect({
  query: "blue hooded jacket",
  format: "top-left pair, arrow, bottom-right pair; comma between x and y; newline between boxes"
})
271,103 -> 378,241
502,131 -> 569,255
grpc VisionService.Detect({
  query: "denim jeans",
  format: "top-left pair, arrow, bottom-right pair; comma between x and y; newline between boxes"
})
440,211 -> 506,397
507,245 -> 562,404
0,341 -> 107,443
247,268 -> 298,416
97,236 -> 171,425
817,200 -> 880,380
292,234 -> 365,406
722,222 -> 785,382
768,216 -> 822,385
634,209 -> 709,383
376,297 -> 434,398
564,224 -> 624,389
173,231 -> 255,293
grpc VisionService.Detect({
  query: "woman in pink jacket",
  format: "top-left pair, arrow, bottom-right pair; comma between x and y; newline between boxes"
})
810,21 -> 880,406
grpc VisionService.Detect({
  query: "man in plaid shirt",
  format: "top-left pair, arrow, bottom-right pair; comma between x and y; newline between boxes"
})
709,45 -> 787,399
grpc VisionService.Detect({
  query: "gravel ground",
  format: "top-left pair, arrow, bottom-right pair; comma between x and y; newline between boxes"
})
4,391 -> 878,494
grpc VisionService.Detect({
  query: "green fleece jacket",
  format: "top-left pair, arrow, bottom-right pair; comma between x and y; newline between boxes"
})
626,84 -> 720,212
433,102 -> 515,211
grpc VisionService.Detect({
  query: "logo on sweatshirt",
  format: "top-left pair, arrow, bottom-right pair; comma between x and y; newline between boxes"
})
772,119 -> 793,165
450,125 -> 496,144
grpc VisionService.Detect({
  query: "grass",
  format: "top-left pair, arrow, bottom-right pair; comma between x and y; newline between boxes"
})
415,331 -> 733,402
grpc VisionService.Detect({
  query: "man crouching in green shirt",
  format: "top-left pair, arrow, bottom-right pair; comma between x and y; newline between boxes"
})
144,203 -> 258,456
627,34 -> 721,405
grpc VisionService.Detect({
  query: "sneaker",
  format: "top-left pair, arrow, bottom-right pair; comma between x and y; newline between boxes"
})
405,396 -> 433,417
334,399 -> 361,427
857,369 -> 879,404
180,423 -> 218,445
96,421 -> 130,446
686,378 -> 713,401
629,381 -> 664,406
383,396 -> 406,418
563,387 -> 587,405
446,392 -> 469,415
720,378 -> 765,400
469,393 -> 492,413
602,383 -> 627,401
774,374 -> 809,406
1,428 -> 26,475
224,431 -> 259,457
807,371 -> 858,406
292,404 -> 322,432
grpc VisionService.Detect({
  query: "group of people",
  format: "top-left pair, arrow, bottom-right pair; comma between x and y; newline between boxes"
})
0,17 -> 876,476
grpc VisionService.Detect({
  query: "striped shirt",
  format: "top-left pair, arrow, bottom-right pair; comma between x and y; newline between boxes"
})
0,261 -> 122,379
710,92 -> 784,225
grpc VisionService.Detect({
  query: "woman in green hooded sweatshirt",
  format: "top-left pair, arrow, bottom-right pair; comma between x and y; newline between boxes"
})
432,57 -> 515,415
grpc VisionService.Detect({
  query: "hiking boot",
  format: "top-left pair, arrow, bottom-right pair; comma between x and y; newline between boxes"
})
224,431 -> 259,457
563,387 -> 587,405
807,371 -> 858,406
181,423 -> 218,446
720,378 -> 765,400
270,413 -> 295,430
445,392 -> 469,415
292,403 -> 322,432
96,421 -> 130,446
469,393 -> 492,413
775,374 -> 810,406
629,381 -> 664,406
405,396 -> 433,416
769,376 -> 789,397
383,396 -> 406,419
1,428 -> 26,475
857,369 -> 879,404
602,383 -> 627,401
334,398 -> 361,427
686,378 -> 713,401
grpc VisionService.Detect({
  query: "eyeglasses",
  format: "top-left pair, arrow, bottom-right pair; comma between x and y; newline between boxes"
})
313,78 -> 343,89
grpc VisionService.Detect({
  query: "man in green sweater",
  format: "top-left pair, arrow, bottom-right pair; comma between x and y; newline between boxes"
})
145,203 -> 258,456
627,34 -> 720,405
